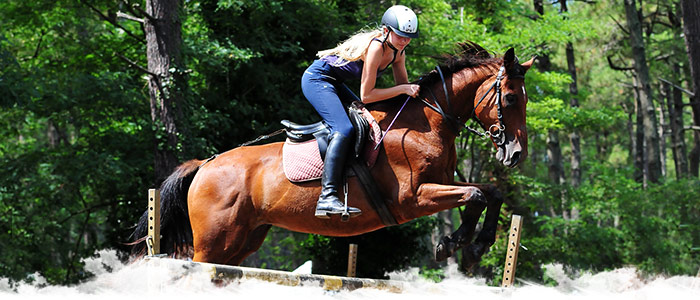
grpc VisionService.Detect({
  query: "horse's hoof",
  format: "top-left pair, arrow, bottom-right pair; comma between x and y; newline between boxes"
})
435,237 -> 455,261
341,213 -> 349,222
463,242 -> 486,269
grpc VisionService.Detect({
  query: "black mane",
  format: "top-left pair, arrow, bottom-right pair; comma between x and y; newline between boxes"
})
417,41 -> 500,87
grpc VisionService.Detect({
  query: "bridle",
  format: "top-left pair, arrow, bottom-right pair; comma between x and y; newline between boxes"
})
419,64 -> 508,146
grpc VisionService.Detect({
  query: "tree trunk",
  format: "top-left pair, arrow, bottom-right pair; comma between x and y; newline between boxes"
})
561,0 -> 582,190
624,0 -> 662,184
532,0 -> 565,219
680,0 -> 700,177
658,96 -> 667,178
625,101 -> 638,178
546,132 -> 565,186
47,119 -> 67,148
533,0 -> 564,189
566,42 -> 582,188
145,0 -> 185,185
663,76 -> 689,178
633,79 -> 646,184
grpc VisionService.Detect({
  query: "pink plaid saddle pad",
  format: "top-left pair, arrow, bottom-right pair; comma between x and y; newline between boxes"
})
282,109 -> 382,182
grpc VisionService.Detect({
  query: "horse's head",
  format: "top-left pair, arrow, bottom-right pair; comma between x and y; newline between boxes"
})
473,48 -> 533,168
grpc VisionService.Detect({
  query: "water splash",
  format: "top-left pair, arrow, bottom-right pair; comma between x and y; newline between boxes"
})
1,250 -> 698,299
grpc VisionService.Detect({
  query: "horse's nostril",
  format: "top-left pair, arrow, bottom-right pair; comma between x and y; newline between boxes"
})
511,151 -> 521,166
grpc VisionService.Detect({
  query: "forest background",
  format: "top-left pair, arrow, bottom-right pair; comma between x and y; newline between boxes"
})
1,0 -> 699,286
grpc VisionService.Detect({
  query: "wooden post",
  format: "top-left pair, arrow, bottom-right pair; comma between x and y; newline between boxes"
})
502,214 -> 523,288
147,188 -> 161,256
347,244 -> 358,277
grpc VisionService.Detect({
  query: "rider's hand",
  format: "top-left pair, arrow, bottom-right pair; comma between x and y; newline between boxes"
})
405,84 -> 420,98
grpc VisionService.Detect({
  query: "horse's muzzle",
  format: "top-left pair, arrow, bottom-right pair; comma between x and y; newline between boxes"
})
497,139 -> 524,168
507,150 -> 522,167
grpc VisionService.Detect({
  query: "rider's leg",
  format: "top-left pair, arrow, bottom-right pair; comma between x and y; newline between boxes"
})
314,131 -> 361,218
301,61 -> 361,218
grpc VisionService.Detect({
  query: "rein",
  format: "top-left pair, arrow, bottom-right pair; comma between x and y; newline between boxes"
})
419,65 -> 507,146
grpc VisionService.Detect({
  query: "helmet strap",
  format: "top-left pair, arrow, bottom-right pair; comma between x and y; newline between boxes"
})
386,39 -> 399,52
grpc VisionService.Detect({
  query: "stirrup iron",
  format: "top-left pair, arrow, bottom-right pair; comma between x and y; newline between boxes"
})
341,180 -> 350,222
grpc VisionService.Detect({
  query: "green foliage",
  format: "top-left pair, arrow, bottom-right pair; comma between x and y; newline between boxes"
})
419,266 -> 446,282
241,227 -> 309,271
0,0 -> 152,284
480,173 -> 700,285
1,0 -> 699,288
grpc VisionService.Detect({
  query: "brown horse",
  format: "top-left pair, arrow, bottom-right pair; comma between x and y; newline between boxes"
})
131,42 -> 533,269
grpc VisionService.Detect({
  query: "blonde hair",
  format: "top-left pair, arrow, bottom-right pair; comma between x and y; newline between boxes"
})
316,28 -> 384,66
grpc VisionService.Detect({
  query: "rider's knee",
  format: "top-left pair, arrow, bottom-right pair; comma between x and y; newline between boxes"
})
334,124 -> 355,139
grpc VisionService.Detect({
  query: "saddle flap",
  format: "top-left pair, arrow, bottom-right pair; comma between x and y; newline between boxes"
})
348,102 -> 369,159
282,102 -> 382,183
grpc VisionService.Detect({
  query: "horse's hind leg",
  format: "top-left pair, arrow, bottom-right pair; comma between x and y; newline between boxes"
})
192,224 -> 249,265
191,220 -> 272,265
226,224 -> 272,266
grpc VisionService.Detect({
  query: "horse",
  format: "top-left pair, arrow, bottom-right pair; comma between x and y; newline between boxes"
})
131,42 -> 533,270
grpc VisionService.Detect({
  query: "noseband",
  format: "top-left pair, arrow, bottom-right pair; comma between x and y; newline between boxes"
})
420,65 -> 507,146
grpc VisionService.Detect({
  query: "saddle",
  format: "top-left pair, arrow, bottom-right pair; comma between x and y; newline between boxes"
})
280,101 -> 397,226
280,101 -> 379,182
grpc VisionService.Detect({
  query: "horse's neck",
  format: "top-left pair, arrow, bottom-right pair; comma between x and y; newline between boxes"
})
451,64 -> 498,120
416,64 -> 498,138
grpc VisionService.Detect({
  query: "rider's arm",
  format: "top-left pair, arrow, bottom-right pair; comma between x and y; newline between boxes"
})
391,51 -> 410,85
360,41 -> 418,104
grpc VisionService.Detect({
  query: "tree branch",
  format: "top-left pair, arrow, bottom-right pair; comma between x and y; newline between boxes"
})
120,0 -> 145,18
116,11 -> 144,23
123,0 -> 157,23
618,81 -> 638,89
114,51 -> 170,107
608,55 -> 635,71
115,52 -> 157,77
31,30 -> 46,60
653,53 -> 673,61
609,14 -> 630,35
652,19 -> 675,29
60,200 -> 121,224
685,125 -> 700,132
82,1 -> 145,44
659,78 -> 695,97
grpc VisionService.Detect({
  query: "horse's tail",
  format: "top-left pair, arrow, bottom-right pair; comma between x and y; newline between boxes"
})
130,159 -> 203,259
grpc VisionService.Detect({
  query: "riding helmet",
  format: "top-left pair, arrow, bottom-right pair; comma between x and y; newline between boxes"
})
381,5 -> 419,39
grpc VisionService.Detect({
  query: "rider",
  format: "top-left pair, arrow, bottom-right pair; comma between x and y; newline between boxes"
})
302,5 -> 421,219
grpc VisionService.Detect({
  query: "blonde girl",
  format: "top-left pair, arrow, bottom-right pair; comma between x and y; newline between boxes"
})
301,5 -> 421,218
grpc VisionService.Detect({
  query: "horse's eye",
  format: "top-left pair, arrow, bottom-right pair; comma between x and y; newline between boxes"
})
505,94 -> 517,106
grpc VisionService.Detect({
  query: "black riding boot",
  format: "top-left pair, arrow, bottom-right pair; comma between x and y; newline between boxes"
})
315,132 -> 362,219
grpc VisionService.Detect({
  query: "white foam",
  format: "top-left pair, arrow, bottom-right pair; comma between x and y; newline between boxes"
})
1,250 -> 698,300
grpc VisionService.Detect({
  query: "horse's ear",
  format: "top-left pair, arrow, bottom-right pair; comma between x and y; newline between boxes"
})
504,48 -> 515,70
521,56 -> 536,73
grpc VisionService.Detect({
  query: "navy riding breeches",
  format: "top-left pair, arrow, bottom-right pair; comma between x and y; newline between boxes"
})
301,60 -> 357,139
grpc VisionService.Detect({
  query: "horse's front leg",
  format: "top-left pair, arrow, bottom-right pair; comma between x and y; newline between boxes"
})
451,182 -> 504,269
415,183 -> 487,262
